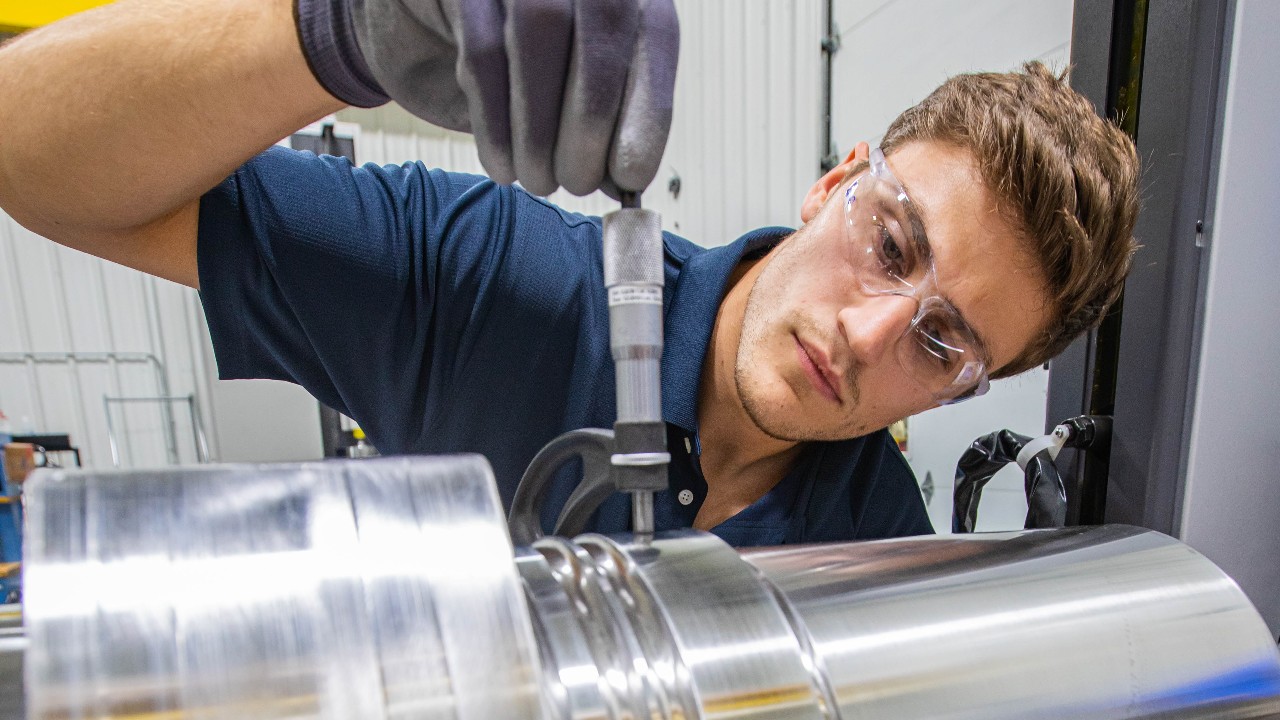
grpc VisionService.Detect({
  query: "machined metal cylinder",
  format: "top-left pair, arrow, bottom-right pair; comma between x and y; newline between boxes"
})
742,529 -> 1280,719
17,458 -> 1280,719
22,458 -> 545,720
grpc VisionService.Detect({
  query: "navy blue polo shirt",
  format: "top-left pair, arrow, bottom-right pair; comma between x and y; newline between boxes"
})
197,147 -> 933,546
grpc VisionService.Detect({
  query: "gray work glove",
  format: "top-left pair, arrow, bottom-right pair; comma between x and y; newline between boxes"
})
295,0 -> 679,197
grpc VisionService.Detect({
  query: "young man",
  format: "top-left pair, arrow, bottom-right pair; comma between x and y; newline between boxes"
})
0,0 -> 1138,546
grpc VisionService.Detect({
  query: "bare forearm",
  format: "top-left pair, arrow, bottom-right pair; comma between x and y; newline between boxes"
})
0,0 -> 345,238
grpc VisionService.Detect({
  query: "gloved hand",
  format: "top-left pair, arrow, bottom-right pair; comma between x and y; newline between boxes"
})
295,0 -> 679,198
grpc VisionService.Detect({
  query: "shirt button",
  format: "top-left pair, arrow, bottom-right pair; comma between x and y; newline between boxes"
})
678,489 -> 694,506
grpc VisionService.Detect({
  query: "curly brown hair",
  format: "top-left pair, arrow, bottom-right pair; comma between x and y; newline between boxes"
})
879,61 -> 1140,378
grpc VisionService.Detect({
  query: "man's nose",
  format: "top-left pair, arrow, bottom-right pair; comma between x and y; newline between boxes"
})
838,294 -> 917,366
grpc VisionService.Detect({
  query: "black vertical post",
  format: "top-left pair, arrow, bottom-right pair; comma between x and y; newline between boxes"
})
1050,0 -> 1234,531
1102,0 -> 1233,533
819,0 -> 839,174
1051,0 -> 1148,526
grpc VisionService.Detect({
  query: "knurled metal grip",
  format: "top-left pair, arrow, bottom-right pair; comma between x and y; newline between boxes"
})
603,205 -> 665,428
603,208 -> 663,287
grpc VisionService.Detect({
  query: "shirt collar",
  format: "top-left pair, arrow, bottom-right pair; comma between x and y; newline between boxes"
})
660,226 -> 794,431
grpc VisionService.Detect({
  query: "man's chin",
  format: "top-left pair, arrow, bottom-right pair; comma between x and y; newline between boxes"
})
739,399 -> 812,442
746,405 -> 873,442
737,382 -> 870,442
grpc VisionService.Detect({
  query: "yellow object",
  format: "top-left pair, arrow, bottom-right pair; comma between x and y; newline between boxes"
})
352,426 -> 366,441
0,1 -> 114,33
889,418 -> 909,454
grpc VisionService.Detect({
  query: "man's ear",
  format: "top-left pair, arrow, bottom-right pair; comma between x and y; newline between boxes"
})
800,142 -> 870,224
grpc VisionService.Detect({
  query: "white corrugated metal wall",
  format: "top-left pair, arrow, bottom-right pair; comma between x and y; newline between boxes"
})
0,218 -> 215,468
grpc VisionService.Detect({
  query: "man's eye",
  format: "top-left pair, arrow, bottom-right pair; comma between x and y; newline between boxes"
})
873,219 -> 911,277
913,323 -> 961,371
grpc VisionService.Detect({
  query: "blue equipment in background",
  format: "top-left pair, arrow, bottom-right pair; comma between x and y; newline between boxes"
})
0,432 -> 22,602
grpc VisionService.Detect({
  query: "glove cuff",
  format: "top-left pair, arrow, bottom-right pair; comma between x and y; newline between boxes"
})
294,0 -> 391,108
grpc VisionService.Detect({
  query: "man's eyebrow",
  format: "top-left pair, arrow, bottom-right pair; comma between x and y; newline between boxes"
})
949,301 -> 994,366
897,177 -> 995,366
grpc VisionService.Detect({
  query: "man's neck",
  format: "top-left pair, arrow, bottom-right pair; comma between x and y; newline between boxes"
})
695,251 -> 802,497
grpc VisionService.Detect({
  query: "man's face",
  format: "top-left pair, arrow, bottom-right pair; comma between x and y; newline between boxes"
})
735,141 -> 1051,441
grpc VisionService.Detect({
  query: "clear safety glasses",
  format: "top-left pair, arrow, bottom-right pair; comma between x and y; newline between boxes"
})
843,148 -> 991,404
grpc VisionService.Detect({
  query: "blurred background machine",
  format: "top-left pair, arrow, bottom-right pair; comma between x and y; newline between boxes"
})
6,457 -> 1280,719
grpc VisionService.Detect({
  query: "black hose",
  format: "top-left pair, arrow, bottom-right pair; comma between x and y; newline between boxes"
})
952,429 -> 1031,533
1022,452 -> 1068,529
953,417 -> 1112,533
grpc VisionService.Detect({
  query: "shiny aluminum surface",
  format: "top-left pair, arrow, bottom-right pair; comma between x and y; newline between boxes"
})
580,532 -> 825,719
23,457 -> 545,720
522,531 -> 826,720
742,525 -> 1280,719
516,546 -> 611,720
539,533 -> 663,719
175,464 -> 384,719
395,458 -> 544,719
18,458 -> 1280,719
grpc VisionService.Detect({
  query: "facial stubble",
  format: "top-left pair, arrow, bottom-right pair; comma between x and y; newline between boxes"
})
733,236 -> 865,443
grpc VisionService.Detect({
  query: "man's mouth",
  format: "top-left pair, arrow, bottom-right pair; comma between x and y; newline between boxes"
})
793,334 -> 843,404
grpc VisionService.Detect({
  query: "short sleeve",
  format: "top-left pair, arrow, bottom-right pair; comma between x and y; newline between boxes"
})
197,146 -> 614,463
197,146 -> 509,431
